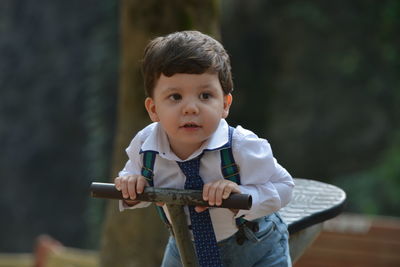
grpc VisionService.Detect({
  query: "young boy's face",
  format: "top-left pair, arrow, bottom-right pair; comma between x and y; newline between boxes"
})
145,72 -> 232,159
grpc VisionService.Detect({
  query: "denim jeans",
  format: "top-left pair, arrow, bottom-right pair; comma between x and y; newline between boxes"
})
161,212 -> 291,267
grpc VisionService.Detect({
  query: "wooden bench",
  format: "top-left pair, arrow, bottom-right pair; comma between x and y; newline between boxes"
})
295,213 -> 400,266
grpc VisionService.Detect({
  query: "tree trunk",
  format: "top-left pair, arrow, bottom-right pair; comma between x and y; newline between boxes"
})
100,1 -> 220,266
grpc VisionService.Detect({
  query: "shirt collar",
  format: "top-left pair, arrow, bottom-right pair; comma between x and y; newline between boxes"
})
140,119 -> 231,161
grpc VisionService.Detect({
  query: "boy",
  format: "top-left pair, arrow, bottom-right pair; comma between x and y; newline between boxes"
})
115,31 -> 294,267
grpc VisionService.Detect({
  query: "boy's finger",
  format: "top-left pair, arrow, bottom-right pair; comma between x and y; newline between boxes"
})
195,206 -> 208,213
124,199 -> 140,207
120,178 -> 129,199
114,178 -> 121,191
222,184 -> 233,199
222,189 -> 231,199
136,177 -> 147,194
202,183 -> 210,201
215,183 -> 226,206
127,177 -> 137,200
207,182 -> 219,206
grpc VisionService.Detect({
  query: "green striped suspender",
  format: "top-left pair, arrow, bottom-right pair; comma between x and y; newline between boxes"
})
220,127 -> 240,184
140,150 -> 170,225
140,126 -> 246,227
221,127 -> 247,227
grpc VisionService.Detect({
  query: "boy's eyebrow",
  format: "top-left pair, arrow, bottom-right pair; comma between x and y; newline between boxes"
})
197,84 -> 213,89
162,84 -> 216,93
162,87 -> 181,94
196,83 -> 220,91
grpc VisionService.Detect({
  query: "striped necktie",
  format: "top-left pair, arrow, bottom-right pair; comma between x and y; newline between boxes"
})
177,157 -> 224,267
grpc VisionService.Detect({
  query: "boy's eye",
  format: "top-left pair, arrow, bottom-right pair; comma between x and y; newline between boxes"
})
169,93 -> 181,101
199,93 -> 212,100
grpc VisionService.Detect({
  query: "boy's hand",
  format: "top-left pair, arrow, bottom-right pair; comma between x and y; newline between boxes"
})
195,180 -> 241,213
114,175 -> 149,206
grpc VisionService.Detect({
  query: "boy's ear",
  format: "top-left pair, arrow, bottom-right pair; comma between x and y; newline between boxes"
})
222,93 -> 233,118
145,97 -> 160,122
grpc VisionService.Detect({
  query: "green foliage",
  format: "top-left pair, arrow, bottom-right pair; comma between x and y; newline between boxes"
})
334,131 -> 400,216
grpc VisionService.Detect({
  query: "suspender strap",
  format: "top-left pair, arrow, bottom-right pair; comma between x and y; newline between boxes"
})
220,126 -> 241,184
141,151 -> 170,226
220,127 -> 250,229
141,151 -> 156,183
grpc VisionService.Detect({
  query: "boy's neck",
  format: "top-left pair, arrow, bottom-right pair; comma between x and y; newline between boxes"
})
169,141 -> 205,161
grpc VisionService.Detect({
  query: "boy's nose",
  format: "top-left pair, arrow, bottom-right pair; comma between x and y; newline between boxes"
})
182,101 -> 199,115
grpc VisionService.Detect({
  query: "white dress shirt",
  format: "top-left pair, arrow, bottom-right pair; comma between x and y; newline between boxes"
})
119,119 -> 294,241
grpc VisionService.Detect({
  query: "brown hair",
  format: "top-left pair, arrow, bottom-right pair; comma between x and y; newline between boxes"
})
142,31 -> 233,97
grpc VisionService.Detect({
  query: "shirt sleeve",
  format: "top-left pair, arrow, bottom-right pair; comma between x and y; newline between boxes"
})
118,129 -> 152,211
232,126 -> 294,221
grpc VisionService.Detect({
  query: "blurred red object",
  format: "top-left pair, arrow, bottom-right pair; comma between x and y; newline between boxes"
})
33,235 -> 63,267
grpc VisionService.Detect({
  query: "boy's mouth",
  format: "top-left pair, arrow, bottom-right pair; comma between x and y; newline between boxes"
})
181,123 -> 201,128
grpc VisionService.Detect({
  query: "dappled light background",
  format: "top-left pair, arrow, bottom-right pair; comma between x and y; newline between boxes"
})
0,0 -> 118,251
0,0 -> 399,255
222,1 -> 400,217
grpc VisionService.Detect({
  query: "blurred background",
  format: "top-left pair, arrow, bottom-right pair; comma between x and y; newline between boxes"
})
1,0 -> 399,266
